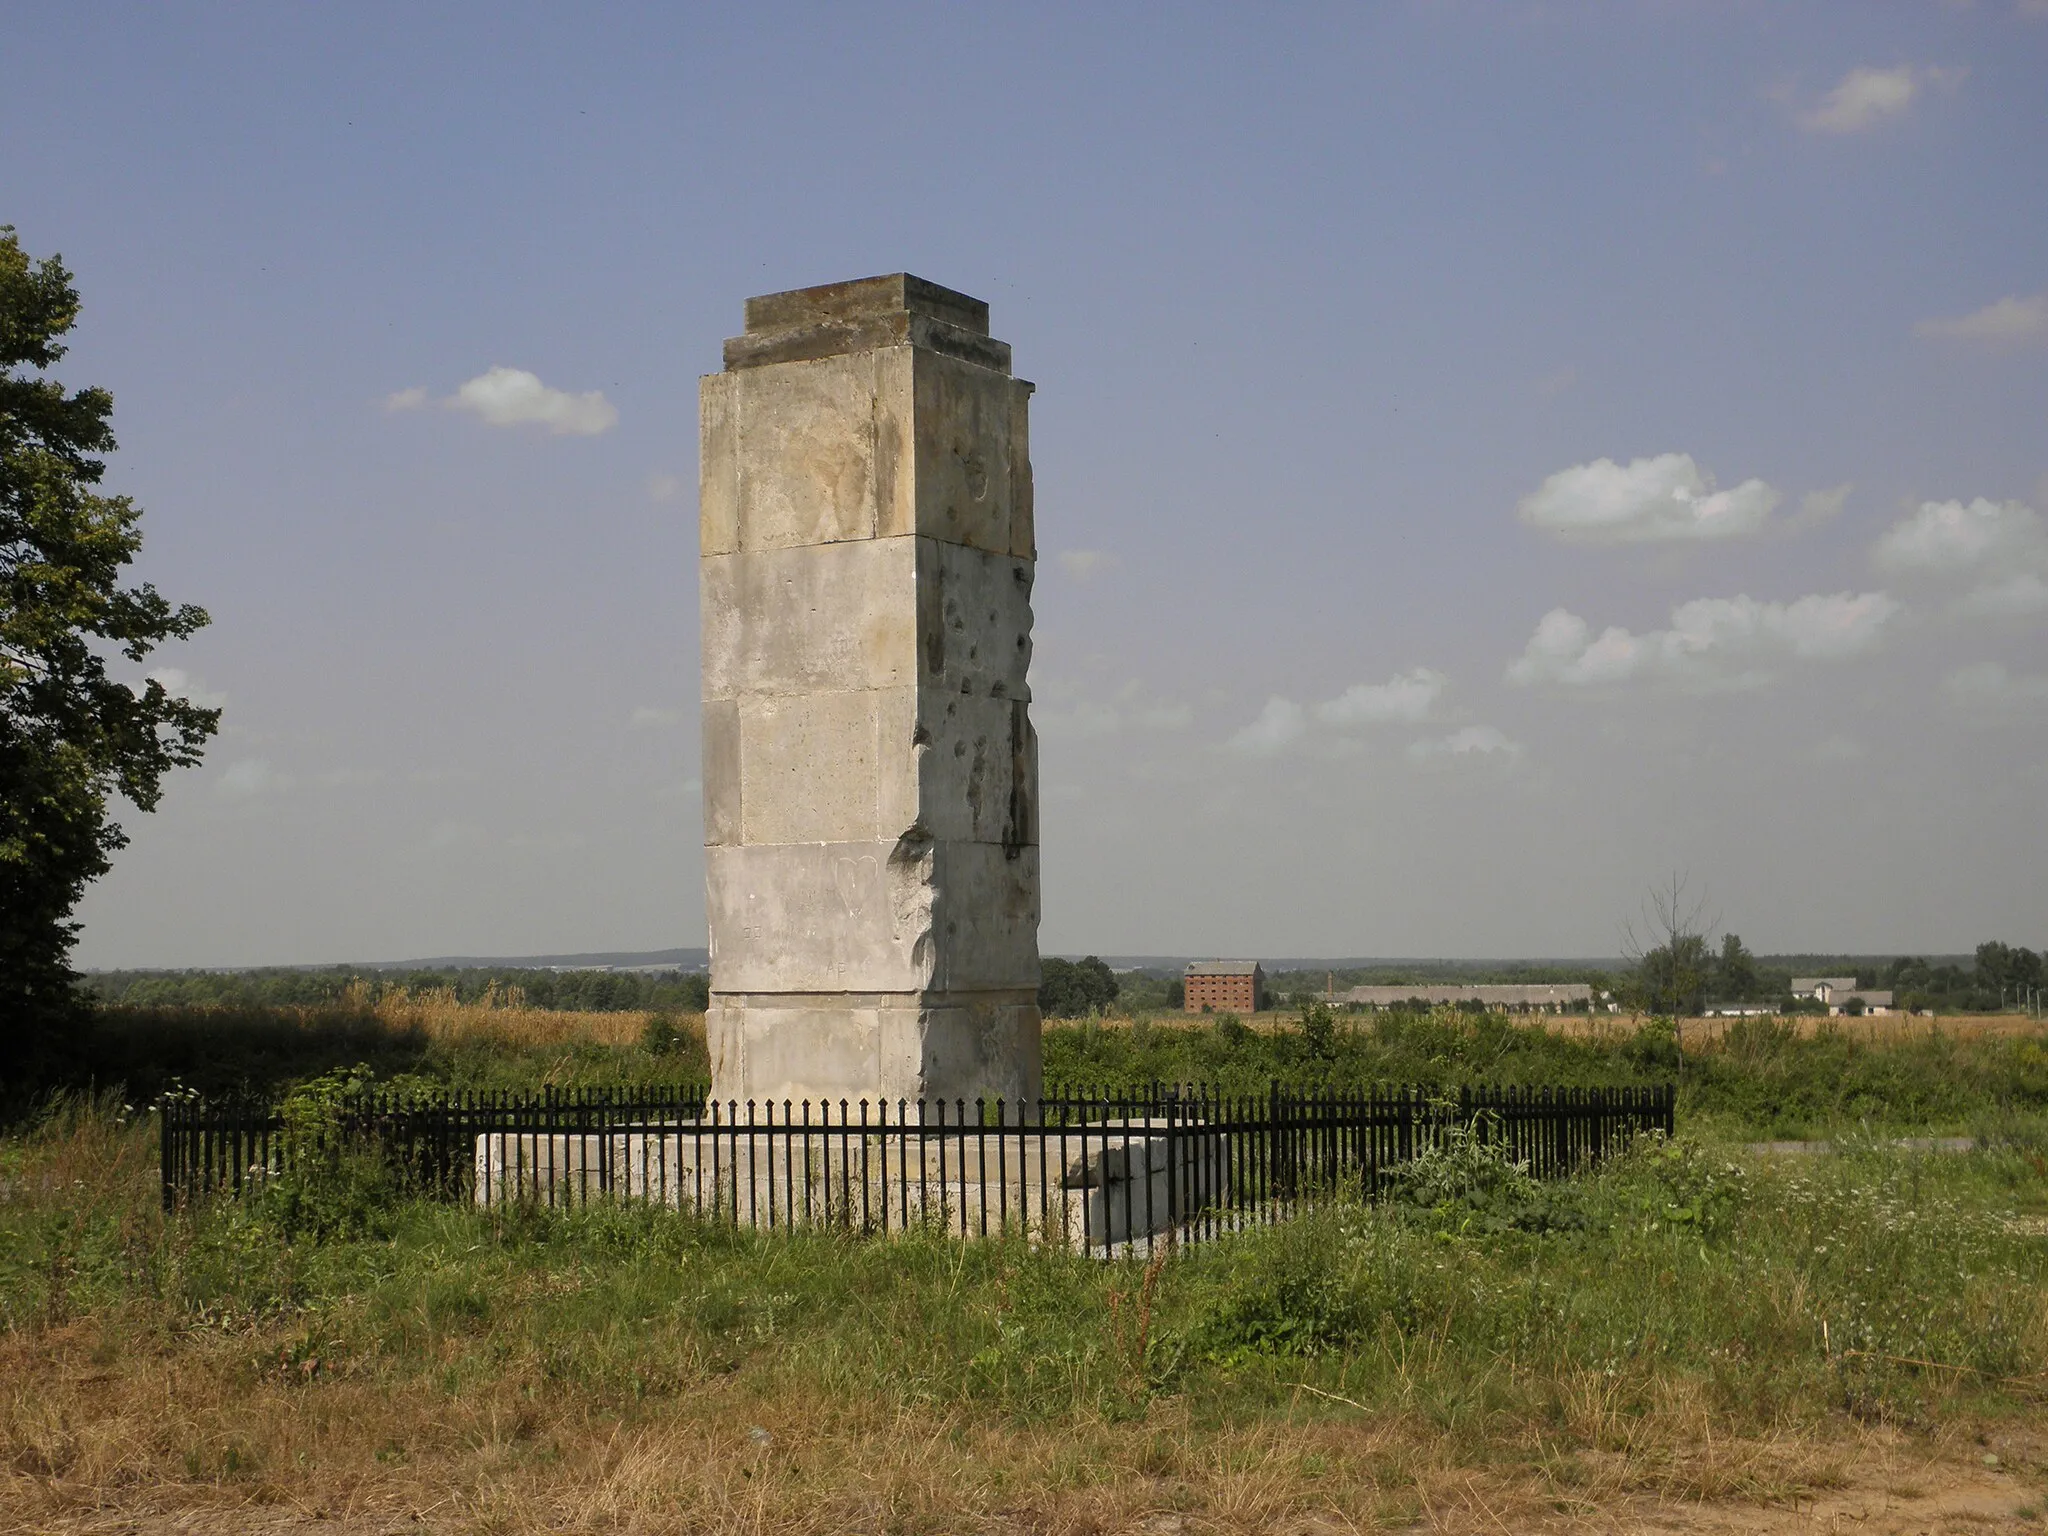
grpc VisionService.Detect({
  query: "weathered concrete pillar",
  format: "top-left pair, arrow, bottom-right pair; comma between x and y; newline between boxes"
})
700,275 -> 1041,1111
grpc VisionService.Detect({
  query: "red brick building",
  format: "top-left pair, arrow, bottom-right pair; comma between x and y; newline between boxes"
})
1183,960 -> 1264,1014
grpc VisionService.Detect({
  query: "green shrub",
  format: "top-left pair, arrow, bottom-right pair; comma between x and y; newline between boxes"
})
254,1069 -> 399,1241
641,1013 -> 685,1056
1298,1000 -> 1336,1058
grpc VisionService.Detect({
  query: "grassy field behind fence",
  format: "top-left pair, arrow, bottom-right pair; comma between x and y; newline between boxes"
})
8,1001 -> 2048,1529
51,993 -> 2048,1140
4,1091 -> 2048,1531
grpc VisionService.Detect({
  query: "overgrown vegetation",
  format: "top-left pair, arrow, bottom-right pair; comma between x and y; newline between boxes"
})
25,994 -> 2048,1142
1048,1007 -> 2048,1138
5,1096 -> 2046,1529
82,963 -> 711,1014
31,987 -> 709,1109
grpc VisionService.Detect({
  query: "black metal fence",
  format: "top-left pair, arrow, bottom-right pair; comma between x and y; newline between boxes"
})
160,1082 -> 1674,1255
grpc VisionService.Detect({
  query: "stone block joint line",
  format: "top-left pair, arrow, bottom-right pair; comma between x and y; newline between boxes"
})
700,273 -> 1044,1119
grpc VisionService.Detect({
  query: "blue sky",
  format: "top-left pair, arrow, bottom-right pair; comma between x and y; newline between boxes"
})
6,2 -> 2044,965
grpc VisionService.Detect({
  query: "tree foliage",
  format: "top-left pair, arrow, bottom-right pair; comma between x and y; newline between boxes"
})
1,227 -> 217,1083
84,965 -> 710,1014
1622,874 -> 1713,1018
1713,933 -> 1759,1001
1974,942 -> 2043,1000
1037,955 -> 1119,1018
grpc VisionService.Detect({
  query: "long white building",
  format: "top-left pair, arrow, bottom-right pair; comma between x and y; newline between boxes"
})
1336,983 -> 1595,1012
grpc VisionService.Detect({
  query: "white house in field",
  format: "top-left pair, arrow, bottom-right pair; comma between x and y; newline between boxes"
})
1791,977 -> 1893,1015
1791,976 -> 1857,1004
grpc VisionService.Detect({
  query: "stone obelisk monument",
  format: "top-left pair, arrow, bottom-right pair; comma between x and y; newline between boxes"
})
700,275 -> 1041,1111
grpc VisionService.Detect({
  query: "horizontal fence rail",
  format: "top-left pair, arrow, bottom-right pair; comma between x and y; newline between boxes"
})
160,1082 -> 1674,1256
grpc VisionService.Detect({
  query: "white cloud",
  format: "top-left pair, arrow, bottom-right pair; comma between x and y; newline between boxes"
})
1943,661 -> 2048,712
142,668 -> 227,710
1407,725 -> 1524,764
1227,667 -> 1459,757
1314,668 -> 1448,727
646,472 -> 685,502
1507,592 -> 1898,689
1914,293 -> 2048,348
1798,65 -> 1953,134
446,367 -> 618,436
1874,497 -> 2041,572
1224,696 -> 1308,757
216,757 -> 292,797
1873,498 -> 2048,619
383,386 -> 429,411
1057,550 -> 1117,582
1518,453 -> 1781,544
630,706 -> 686,728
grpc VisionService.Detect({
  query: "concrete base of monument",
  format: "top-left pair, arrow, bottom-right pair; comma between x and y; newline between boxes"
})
474,1117 -> 1225,1254
704,994 -> 1045,1111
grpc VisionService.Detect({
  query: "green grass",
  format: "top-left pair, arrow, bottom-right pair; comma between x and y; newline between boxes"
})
9,1101 -> 2048,1428
7,1098 -> 2048,1527
35,999 -> 2048,1142
1048,1010 -> 2048,1138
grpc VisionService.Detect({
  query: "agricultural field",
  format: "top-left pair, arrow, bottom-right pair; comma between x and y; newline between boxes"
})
6,1000 -> 2048,1534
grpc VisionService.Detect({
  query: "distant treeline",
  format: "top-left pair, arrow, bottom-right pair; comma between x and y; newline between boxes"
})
82,966 -> 711,1014
79,940 -> 2045,1024
1880,945 -> 2043,1014
1263,943 -> 2041,1016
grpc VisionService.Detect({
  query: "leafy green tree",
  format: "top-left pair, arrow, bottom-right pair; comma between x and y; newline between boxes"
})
1623,874 -> 1713,1020
2,228 -> 217,1086
1976,941 -> 2042,1006
1037,955 -> 1119,1018
1713,933 -> 1759,1001
1634,934 -> 1711,1016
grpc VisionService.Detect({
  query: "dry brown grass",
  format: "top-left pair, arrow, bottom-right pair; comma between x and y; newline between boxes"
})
360,984 -> 693,1052
5,1329 -> 2040,1535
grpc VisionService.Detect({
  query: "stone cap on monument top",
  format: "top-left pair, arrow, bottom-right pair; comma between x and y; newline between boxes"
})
723,273 -> 1013,375
745,274 -> 989,336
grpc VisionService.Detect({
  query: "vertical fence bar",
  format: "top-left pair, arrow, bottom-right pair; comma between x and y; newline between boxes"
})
156,1073 -> 1674,1233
